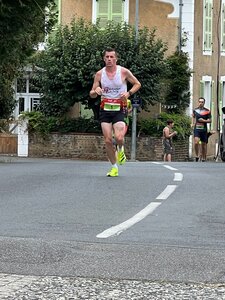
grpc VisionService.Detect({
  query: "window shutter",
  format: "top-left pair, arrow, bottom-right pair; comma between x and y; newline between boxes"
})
96,0 -> 124,28
97,0 -> 109,28
200,80 -> 205,98
203,0 -> 213,52
111,0 -> 124,23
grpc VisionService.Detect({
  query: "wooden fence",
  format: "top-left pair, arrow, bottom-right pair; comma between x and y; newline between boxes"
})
0,134 -> 17,154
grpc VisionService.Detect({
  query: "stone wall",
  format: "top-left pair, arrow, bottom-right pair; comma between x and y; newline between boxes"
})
29,133 -> 189,161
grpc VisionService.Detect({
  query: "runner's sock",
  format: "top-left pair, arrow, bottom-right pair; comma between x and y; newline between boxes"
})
117,145 -> 124,152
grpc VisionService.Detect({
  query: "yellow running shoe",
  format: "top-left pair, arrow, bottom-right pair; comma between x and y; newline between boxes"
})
117,149 -> 126,165
107,167 -> 118,177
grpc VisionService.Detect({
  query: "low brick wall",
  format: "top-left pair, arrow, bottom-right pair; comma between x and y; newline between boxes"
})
29,133 -> 189,161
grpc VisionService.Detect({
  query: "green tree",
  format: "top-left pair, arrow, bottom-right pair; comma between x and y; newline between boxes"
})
34,18 -> 168,117
0,0 -> 57,118
163,49 -> 192,114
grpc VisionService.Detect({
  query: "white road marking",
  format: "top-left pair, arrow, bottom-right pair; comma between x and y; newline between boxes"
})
174,172 -> 183,181
163,165 -> 178,171
96,202 -> 161,238
156,185 -> 177,200
97,163 -> 181,239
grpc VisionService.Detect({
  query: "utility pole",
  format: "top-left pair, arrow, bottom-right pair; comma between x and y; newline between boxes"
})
130,0 -> 139,161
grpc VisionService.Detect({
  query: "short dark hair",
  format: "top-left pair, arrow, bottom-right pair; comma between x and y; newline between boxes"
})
103,47 -> 118,58
198,97 -> 205,103
167,119 -> 174,125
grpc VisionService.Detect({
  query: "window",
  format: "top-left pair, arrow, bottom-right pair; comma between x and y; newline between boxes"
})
14,76 -> 41,118
16,79 -> 27,93
221,1 -> 225,54
31,98 -> 41,111
203,0 -> 213,55
19,98 -> 25,114
92,0 -> 128,27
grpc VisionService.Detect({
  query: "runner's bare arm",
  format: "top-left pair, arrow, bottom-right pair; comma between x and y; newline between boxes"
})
120,67 -> 141,100
198,117 -> 211,123
89,71 -> 103,98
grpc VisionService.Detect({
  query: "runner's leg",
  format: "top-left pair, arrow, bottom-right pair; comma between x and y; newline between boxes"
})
194,136 -> 200,160
113,121 -> 126,148
101,122 -> 117,164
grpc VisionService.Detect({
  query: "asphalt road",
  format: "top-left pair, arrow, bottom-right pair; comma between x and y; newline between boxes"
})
0,157 -> 225,298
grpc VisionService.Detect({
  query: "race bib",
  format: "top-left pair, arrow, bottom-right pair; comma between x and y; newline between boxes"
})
103,102 -> 121,111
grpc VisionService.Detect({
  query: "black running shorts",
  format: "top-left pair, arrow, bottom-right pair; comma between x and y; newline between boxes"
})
99,110 -> 126,124
194,129 -> 208,143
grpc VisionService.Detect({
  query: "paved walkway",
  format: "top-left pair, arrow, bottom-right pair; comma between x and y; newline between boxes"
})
1,273 -> 225,299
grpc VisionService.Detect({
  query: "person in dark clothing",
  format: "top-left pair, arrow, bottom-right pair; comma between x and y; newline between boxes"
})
192,97 -> 211,162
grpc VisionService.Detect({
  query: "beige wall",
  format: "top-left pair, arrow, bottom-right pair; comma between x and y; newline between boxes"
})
61,0 -> 178,54
129,0 -> 178,55
61,0 -> 92,25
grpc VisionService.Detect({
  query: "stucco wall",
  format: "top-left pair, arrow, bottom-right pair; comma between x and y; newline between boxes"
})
28,133 -> 189,161
61,0 -> 178,55
129,0 -> 178,55
61,0 -> 92,24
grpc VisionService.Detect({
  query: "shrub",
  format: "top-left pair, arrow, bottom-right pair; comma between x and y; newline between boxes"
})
20,111 -> 101,134
20,111 -> 191,140
137,112 -> 191,139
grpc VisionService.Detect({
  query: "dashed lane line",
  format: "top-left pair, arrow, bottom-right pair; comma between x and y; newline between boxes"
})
96,163 -> 183,239
174,172 -> 183,181
163,165 -> 178,171
156,185 -> 178,200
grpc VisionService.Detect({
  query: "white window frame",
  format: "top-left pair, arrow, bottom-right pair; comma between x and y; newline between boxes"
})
203,0 -> 213,56
201,75 -> 213,130
92,0 -> 129,25
14,76 -> 41,118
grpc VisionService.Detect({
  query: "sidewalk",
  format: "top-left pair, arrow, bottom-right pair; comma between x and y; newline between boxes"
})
1,273 -> 225,300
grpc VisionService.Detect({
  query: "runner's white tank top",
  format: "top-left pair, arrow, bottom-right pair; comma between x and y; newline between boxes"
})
101,66 -> 127,99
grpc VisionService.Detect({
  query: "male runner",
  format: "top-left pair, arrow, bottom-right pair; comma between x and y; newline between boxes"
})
192,97 -> 211,162
89,47 -> 141,176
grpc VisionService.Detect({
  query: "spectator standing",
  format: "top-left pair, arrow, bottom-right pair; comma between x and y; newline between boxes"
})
162,119 -> 177,162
